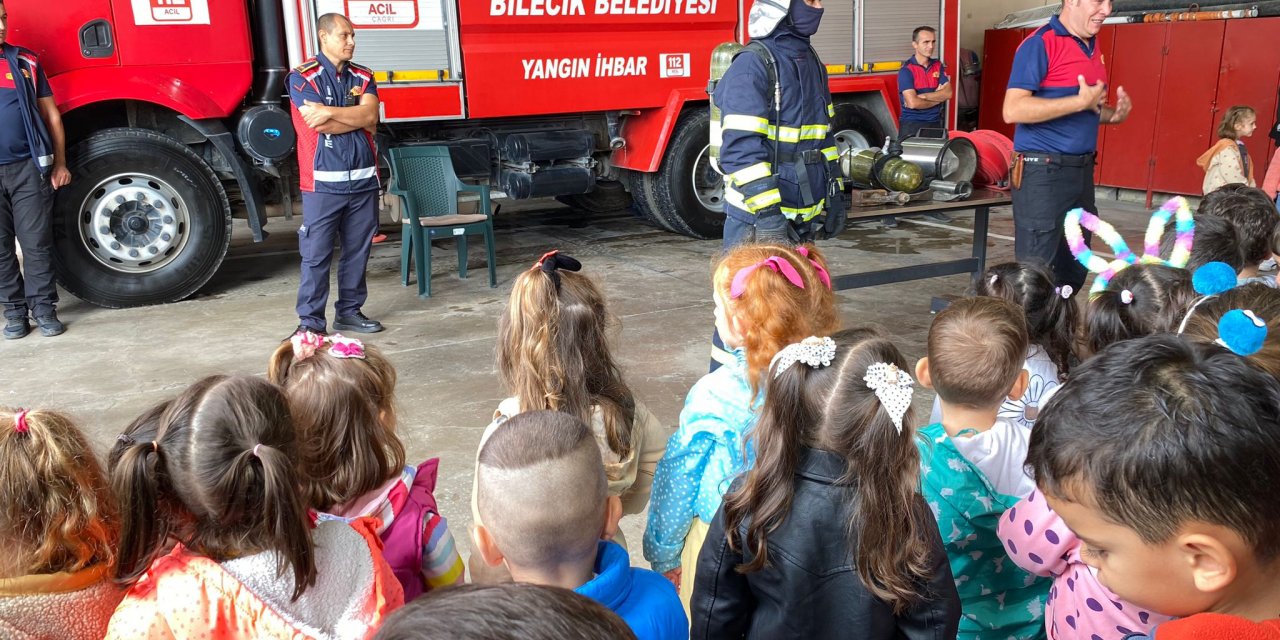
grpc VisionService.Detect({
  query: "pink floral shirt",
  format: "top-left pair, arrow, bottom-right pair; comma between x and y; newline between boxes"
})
997,489 -> 1172,640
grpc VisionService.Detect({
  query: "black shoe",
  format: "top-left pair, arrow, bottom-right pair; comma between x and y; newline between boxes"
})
333,312 -> 384,334
926,212 -> 952,222
882,216 -> 899,229
3,316 -> 30,340
34,312 -> 65,337
287,323 -> 325,341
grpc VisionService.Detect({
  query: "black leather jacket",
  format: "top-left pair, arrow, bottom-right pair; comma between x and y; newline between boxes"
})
689,447 -> 961,640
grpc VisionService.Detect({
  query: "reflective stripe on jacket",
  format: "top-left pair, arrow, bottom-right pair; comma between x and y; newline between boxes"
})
712,29 -> 840,224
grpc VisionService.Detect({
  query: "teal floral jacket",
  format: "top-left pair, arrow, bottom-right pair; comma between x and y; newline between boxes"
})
917,422 -> 1050,640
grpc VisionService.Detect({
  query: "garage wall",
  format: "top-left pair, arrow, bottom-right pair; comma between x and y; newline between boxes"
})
960,0 -> 1056,55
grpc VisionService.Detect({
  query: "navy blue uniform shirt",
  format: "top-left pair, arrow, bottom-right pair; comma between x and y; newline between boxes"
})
898,56 -> 949,123
0,49 -> 52,165
1007,15 -> 1108,155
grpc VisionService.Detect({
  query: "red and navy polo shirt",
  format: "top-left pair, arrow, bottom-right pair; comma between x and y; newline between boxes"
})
898,56 -> 949,123
288,55 -> 379,194
0,44 -> 53,165
1007,15 -> 1108,155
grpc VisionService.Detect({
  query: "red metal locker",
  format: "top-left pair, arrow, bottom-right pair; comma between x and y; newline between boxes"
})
977,27 -> 1030,138
1092,25 -> 1116,185
1150,21 -> 1226,195
1098,22 -> 1166,191
1214,17 -> 1280,189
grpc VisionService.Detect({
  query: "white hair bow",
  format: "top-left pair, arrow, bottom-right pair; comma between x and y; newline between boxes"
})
770,336 -> 837,379
863,363 -> 914,434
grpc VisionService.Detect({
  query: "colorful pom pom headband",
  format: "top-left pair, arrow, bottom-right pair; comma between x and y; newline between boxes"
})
1065,196 -> 1195,294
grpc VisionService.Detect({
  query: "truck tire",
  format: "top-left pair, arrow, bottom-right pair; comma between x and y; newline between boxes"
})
53,128 -> 232,308
633,109 -> 724,239
831,102 -> 888,155
625,169 -> 676,231
556,179 -> 633,213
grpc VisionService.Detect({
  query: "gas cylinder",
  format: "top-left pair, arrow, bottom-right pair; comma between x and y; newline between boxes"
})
877,157 -> 926,193
843,148 -> 881,186
708,41 -> 745,172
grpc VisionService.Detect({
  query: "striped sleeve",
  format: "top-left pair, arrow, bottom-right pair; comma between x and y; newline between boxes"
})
420,511 -> 465,589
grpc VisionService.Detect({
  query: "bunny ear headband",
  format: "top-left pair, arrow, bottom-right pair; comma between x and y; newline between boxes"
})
1066,196 -> 1195,294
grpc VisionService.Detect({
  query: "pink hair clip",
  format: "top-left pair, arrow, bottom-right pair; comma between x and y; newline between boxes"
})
794,247 -> 832,290
327,334 -> 366,359
13,409 -> 29,434
290,330 -> 326,361
1056,284 -> 1074,300
1120,289 -> 1135,305
730,256 -> 805,299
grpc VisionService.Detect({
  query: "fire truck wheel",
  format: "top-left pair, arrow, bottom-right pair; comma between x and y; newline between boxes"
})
830,102 -> 887,159
641,109 -> 724,240
624,170 -> 675,232
52,128 -> 232,308
556,180 -> 633,213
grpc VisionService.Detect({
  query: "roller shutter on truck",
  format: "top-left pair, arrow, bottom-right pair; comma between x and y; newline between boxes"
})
297,0 -> 466,120
810,0 -> 943,72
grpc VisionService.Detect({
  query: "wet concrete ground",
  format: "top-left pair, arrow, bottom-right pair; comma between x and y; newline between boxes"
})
1,194 -> 1160,565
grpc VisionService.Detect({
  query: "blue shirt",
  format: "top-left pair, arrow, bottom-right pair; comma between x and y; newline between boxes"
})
1007,15 -> 1108,155
577,541 -> 689,640
287,55 -> 379,194
0,45 -> 52,165
643,348 -> 760,574
898,56 -> 949,123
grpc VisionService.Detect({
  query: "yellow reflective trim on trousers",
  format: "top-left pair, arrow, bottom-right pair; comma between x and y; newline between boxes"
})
722,114 -> 771,135
725,185 -> 781,213
781,201 -> 825,221
821,146 -> 839,161
744,189 -> 782,211
827,104 -> 835,118
727,162 -> 772,186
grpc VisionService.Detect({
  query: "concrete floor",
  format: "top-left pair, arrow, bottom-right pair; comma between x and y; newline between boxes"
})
1,194 -> 1159,566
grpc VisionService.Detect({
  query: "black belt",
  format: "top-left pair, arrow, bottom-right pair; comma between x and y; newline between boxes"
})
1018,151 -> 1096,168
778,149 -> 829,165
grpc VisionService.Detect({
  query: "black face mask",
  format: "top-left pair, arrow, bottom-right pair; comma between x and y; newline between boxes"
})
790,2 -> 823,36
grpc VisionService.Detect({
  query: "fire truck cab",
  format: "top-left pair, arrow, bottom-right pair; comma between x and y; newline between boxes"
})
6,0 -> 956,307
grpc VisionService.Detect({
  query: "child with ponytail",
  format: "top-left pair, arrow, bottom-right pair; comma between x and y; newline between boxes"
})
1083,263 -> 1196,358
643,243 -> 839,612
0,407 -> 124,640
269,332 -> 465,600
470,250 -> 671,583
106,375 -> 403,639
689,329 -> 960,639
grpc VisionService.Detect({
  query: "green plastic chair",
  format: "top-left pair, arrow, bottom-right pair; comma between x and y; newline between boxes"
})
387,145 -> 497,298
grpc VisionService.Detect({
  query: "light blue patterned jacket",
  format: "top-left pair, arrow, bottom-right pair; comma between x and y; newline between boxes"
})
643,349 -> 760,574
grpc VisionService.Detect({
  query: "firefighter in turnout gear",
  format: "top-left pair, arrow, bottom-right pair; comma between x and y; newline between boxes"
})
712,0 -> 845,249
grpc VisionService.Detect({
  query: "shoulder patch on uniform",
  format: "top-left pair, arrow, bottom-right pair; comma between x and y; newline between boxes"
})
294,59 -> 321,75
347,61 -> 373,79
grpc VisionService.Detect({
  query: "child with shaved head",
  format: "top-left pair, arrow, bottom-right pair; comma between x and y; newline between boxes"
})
471,411 -> 687,640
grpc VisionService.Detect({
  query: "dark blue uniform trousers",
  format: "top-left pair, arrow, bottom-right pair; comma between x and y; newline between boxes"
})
0,160 -> 57,320
296,189 -> 379,330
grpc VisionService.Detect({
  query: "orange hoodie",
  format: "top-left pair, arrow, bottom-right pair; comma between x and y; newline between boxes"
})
1197,138 -> 1256,194
104,518 -> 403,640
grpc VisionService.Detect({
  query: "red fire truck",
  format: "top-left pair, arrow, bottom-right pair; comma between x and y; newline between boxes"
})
8,0 -> 957,307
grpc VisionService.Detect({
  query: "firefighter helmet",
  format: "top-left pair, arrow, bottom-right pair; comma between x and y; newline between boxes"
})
747,0 -> 790,39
